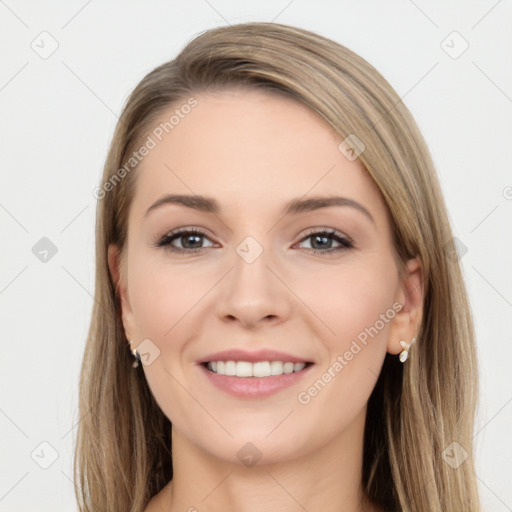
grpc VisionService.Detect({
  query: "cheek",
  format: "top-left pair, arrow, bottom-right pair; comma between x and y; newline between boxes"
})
298,258 -> 398,352
292,259 -> 397,427
127,253 -> 207,340
126,255 -> 205,426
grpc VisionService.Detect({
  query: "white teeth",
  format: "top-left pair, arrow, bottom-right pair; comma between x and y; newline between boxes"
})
206,360 -> 307,377
270,361 -> 283,375
235,361 -> 253,377
225,361 -> 236,376
253,361 -> 271,377
283,362 -> 294,374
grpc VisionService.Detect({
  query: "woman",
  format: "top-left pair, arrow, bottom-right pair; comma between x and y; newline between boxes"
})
75,22 -> 481,511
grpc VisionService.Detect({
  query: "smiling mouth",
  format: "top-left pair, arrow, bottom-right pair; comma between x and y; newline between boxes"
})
202,360 -> 314,377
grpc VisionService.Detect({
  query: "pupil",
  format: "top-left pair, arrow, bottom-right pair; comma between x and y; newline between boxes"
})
312,235 -> 330,249
184,234 -> 202,248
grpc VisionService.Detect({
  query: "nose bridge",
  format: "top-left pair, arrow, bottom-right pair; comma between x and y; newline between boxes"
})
231,234 -> 275,298
216,233 -> 289,326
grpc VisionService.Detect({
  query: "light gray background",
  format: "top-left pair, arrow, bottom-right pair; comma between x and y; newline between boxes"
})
1,1 -> 511,510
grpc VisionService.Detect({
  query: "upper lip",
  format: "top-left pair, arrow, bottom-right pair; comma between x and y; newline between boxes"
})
197,349 -> 313,364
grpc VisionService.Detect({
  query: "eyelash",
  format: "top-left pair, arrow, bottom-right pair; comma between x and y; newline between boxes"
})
155,227 -> 354,256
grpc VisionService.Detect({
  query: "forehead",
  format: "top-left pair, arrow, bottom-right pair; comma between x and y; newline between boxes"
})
129,87 -> 387,223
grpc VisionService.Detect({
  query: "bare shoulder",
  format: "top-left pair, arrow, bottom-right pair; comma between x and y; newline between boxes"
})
143,484 -> 172,512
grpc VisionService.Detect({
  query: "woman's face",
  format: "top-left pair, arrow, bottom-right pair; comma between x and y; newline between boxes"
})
110,87 -> 420,465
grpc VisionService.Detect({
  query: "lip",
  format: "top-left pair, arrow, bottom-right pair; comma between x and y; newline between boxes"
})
197,348 -> 312,364
198,361 -> 315,399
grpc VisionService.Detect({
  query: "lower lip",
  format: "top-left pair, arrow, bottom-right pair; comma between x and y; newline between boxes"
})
198,363 -> 314,398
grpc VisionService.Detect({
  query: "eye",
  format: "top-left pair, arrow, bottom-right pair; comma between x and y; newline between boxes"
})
155,227 -> 214,253
155,227 -> 354,256
295,228 -> 353,256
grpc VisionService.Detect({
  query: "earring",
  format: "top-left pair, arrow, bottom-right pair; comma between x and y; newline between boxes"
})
398,337 -> 416,363
129,342 -> 141,368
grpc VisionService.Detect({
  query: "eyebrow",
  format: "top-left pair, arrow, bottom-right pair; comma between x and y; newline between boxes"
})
144,193 -> 375,224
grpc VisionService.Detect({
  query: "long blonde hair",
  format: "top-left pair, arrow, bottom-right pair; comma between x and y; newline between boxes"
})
74,22 -> 481,512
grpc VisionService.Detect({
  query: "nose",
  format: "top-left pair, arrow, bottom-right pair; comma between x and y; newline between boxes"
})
215,241 -> 292,330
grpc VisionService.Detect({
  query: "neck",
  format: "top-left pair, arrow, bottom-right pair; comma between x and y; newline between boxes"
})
163,406 -> 381,512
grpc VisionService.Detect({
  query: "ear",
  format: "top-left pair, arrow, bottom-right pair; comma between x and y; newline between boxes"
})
387,256 -> 424,355
108,244 -> 137,343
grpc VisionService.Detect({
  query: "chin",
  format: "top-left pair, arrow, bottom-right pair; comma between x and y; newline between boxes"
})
189,427 -> 311,468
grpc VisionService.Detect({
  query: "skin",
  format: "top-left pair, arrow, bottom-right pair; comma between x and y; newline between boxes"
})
108,87 -> 423,512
